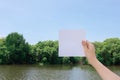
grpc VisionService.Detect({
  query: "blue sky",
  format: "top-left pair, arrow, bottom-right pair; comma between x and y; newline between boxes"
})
0,0 -> 120,44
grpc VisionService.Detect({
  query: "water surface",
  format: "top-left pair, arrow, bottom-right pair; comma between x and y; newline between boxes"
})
0,65 -> 120,80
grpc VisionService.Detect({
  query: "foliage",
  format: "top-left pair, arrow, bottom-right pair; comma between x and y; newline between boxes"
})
0,38 -> 9,64
0,32 -> 120,65
5,32 -> 30,64
94,38 -> 120,65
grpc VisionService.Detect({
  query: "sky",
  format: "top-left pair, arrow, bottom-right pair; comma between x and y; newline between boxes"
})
0,0 -> 120,44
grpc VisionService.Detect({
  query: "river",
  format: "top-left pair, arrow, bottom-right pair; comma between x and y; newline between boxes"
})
0,65 -> 119,80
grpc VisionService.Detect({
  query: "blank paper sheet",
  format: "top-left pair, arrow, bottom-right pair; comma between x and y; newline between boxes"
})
59,30 -> 86,57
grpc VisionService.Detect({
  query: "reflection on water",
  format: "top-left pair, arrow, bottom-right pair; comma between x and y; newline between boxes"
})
0,65 -> 119,80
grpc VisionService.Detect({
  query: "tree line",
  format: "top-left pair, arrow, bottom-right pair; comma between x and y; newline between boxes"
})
0,32 -> 120,65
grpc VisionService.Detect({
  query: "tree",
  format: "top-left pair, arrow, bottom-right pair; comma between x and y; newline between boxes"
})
69,57 -> 80,64
0,38 -> 9,64
28,45 -> 37,64
5,32 -> 30,64
0,32 -> 120,65
34,40 -> 60,64
93,38 -> 120,65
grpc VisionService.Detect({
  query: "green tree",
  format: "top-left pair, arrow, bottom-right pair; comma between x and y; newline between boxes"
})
62,57 -> 70,64
94,38 -> 120,65
69,57 -> 80,64
28,45 -> 37,64
5,32 -> 30,64
104,38 -> 120,65
0,38 -> 9,64
34,40 -> 59,64
0,32 -> 120,65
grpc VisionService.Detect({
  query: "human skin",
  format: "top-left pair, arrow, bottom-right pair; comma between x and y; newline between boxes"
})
82,40 -> 120,80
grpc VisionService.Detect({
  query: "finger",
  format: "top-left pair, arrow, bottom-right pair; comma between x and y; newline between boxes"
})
87,40 -> 94,48
82,40 -> 88,50
86,40 -> 90,49
82,40 -> 86,46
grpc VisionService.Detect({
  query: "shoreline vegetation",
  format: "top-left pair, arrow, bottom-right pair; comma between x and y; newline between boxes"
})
0,32 -> 120,66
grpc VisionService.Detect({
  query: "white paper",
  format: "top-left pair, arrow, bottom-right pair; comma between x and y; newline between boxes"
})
59,30 -> 86,57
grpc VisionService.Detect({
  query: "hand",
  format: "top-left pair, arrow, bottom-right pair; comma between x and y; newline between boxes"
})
82,40 -> 120,80
82,40 -> 97,65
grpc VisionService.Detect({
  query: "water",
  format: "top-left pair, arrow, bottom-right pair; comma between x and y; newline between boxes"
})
0,65 -> 119,80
